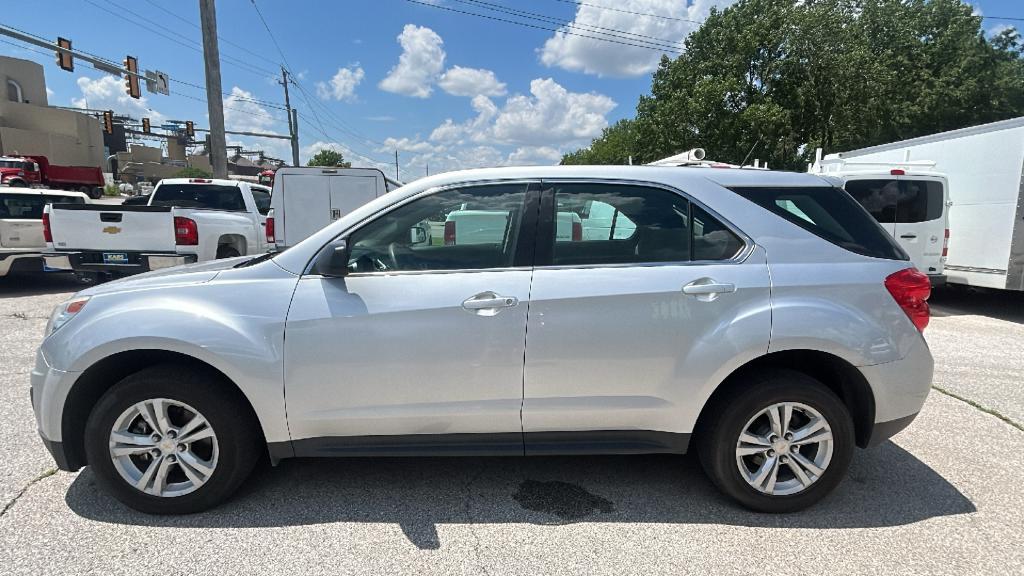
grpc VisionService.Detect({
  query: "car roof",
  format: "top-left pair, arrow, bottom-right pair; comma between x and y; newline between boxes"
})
399,165 -> 830,191
157,178 -> 240,186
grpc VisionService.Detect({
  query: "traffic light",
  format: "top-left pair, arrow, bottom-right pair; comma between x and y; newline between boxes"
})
56,37 -> 73,72
124,55 -> 140,99
102,110 -> 113,134
142,118 -> 151,134
185,121 -> 195,138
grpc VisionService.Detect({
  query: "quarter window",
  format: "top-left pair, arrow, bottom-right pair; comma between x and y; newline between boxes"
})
251,188 -> 272,215
346,183 -> 528,273
548,183 -> 743,266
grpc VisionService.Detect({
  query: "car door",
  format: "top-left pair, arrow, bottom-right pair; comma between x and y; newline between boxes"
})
283,182 -> 538,455
521,181 -> 772,454
893,177 -> 946,276
250,186 -> 273,251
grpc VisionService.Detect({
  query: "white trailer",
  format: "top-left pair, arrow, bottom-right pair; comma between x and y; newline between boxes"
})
822,117 -> 1024,290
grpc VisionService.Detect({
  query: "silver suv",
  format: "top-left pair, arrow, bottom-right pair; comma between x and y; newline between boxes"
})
31,166 -> 933,514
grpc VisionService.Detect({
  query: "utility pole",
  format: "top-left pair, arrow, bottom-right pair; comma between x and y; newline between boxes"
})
394,150 -> 399,181
198,0 -> 227,179
280,66 -> 300,166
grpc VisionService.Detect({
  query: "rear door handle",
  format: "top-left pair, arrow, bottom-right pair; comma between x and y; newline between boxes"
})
899,234 -> 917,239
682,278 -> 736,302
462,291 -> 518,315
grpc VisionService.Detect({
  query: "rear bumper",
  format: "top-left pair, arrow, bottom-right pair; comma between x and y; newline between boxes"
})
43,251 -> 197,275
858,334 -> 933,444
0,250 -> 44,276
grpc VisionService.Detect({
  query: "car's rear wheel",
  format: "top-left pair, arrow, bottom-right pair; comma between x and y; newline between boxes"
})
697,370 -> 854,512
84,364 -> 261,514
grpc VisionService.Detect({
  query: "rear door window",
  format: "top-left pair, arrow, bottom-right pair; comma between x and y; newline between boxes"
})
896,180 -> 943,223
251,188 -> 272,215
845,178 -> 943,223
0,194 -> 83,219
150,184 -> 246,211
730,186 -> 907,260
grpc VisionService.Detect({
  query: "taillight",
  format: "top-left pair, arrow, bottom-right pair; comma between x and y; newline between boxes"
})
942,228 -> 949,258
265,216 -> 275,244
42,212 -> 52,243
571,221 -> 582,241
444,221 -> 456,245
174,216 -> 198,245
885,268 -> 931,332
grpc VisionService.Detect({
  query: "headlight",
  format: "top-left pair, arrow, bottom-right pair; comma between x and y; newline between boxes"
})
46,296 -> 90,336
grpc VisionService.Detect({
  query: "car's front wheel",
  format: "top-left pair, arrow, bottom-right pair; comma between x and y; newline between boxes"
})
83,364 -> 261,514
698,370 -> 854,512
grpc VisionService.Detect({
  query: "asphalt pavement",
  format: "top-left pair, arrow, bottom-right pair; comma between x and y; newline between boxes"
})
0,276 -> 1021,575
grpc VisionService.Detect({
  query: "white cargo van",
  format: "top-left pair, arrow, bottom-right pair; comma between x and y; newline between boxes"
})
817,117 -> 1024,291
270,167 -> 401,248
810,154 -> 950,286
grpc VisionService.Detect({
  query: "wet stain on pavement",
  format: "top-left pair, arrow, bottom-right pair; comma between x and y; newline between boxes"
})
512,480 -> 615,521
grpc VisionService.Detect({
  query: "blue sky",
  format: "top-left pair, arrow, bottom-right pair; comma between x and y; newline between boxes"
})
1,0 -> 1021,181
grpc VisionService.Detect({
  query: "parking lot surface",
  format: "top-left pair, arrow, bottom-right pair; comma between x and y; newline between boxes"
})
1,275 -> 1022,575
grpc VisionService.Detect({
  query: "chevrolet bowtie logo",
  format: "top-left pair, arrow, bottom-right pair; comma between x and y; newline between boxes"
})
102,226 -> 122,234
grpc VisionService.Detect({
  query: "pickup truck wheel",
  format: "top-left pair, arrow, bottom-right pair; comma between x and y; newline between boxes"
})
697,369 -> 854,513
83,364 -> 262,514
216,245 -> 240,259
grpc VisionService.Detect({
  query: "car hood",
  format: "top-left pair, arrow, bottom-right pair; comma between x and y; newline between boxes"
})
78,255 -> 250,297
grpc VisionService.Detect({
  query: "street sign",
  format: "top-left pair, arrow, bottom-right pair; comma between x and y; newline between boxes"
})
144,70 -> 170,96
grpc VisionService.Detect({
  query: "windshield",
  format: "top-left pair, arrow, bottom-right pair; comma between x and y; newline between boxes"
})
150,184 -> 246,211
0,160 -> 32,170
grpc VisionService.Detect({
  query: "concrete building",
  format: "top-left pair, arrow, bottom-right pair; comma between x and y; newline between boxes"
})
0,56 -> 104,168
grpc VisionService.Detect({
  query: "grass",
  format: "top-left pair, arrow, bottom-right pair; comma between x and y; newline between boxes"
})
933,385 -> 1024,433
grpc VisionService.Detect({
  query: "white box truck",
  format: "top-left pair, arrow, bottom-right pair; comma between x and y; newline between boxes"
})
270,167 -> 402,248
817,117 -> 1024,291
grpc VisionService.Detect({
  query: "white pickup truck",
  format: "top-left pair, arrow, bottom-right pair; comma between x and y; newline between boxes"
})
43,178 -> 274,282
1,187 -> 90,278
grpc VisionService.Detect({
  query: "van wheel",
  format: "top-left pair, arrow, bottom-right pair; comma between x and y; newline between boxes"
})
697,369 -> 854,513
83,364 -> 262,514
216,245 -> 240,259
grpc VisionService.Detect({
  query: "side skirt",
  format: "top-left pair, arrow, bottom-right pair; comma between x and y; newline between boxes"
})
268,430 -> 691,460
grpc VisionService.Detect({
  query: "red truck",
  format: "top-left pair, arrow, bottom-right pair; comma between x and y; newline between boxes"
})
258,169 -> 275,188
0,155 -> 105,199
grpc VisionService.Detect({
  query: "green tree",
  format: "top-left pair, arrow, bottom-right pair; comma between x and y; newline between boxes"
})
564,0 -> 1024,169
307,149 -> 352,167
172,166 -> 213,179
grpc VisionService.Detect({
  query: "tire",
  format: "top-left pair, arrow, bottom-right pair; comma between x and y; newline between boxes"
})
83,364 -> 262,514
697,369 -> 854,513
6,178 -> 27,187
216,245 -> 240,259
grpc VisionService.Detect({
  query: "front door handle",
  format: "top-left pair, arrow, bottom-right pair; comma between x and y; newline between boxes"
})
682,278 -> 736,302
462,291 -> 518,315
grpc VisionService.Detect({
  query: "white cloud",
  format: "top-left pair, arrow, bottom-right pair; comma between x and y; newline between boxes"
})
539,0 -> 735,77
506,146 -> 562,165
438,66 -> 507,97
223,86 -> 282,134
429,78 -> 615,147
316,65 -> 365,101
380,137 -> 444,154
379,24 -> 446,98
71,75 -> 164,121
301,140 -> 394,174
988,23 -> 1016,38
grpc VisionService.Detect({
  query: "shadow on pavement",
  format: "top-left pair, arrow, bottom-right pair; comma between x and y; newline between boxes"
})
0,273 -> 83,297
929,285 -> 1024,324
65,442 -> 974,549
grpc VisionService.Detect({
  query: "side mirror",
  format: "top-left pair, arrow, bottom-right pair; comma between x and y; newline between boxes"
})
410,225 -> 429,245
315,239 -> 350,277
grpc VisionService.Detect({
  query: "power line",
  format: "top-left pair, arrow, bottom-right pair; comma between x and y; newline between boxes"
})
984,16 -> 1024,22
403,0 -> 682,53
83,0 -> 278,79
450,0 -> 683,50
548,0 -> 700,23
141,0 -> 279,64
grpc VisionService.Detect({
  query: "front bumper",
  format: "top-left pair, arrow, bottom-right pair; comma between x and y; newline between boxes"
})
31,347 -> 82,471
43,251 -> 197,275
0,250 -> 45,276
